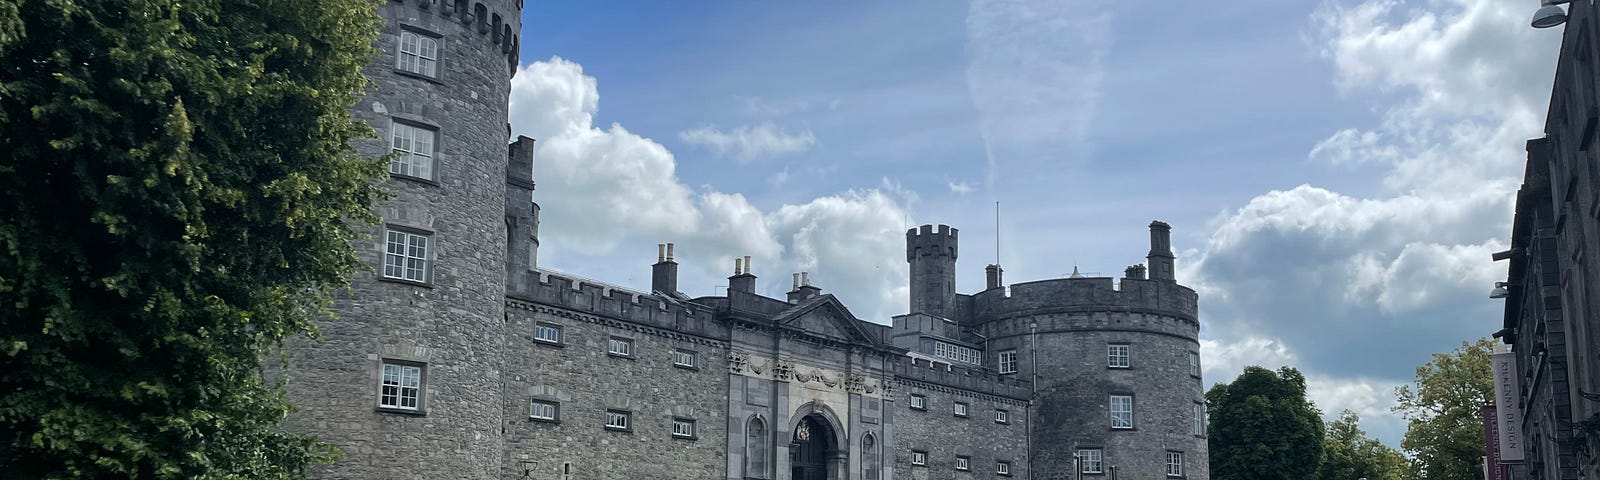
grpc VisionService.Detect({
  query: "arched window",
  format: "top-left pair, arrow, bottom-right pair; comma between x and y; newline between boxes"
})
862,432 -> 880,480
746,417 -> 769,479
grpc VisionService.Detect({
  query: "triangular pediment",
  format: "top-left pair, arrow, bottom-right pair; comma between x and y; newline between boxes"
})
773,295 -> 881,346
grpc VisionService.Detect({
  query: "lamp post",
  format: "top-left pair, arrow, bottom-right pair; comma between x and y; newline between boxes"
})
1533,0 -> 1579,29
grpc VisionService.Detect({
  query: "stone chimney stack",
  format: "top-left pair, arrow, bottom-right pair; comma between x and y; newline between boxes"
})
1123,264 -> 1148,280
985,264 -> 1003,290
651,243 -> 678,294
788,271 -> 822,303
729,256 -> 757,293
1147,221 -> 1175,281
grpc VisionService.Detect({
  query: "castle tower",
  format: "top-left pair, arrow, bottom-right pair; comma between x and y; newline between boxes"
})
906,224 -> 959,319
281,1 -> 523,478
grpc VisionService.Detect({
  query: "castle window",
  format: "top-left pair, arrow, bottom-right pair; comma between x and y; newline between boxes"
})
1077,449 -> 1103,473
911,450 -> 928,466
608,337 -> 633,357
910,394 -> 927,411
1166,451 -> 1185,477
389,120 -> 436,180
378,361 -> 423,411
1107,344 -> 1130,368
673,349 -> 697,369
1194,402 -> 1206,436
396,30 -> 439,78
530,399 -> 558,422
931,341 -> 981,365
995,409 -> 1010,424
746,417 -> 769,478
1110,395 -> 1134,429
996,461 -> 1012,476
604,410 -> 631,431
382,228 -> 430,284
534,322 -> 562,345
672,417 -> 697,439
998,349 -> 1018,374
953,402 -> 969,418
955,456 -> 970,471
1189,351 -> 1201,377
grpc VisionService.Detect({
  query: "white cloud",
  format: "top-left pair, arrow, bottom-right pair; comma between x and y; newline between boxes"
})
508,56 -> 910,321
1200,336 -> 1297,380
679,122 -> 816,162
948,181 -> 974,194
965,0 -> 1112,188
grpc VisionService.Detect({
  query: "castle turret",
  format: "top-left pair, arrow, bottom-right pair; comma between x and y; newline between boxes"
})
1147,220 -> 1175,281
907,224 -> 958,319
986,264 -> 1004,290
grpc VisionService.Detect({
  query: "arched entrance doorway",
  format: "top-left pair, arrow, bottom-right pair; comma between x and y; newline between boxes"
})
789,414 -> 838,480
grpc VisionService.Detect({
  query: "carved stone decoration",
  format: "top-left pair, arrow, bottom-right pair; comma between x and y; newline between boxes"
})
794,371 -> 812,383
817,370 -> 838,388
773,361 -> 794,381
728,352 -> 749,374
750,358 -> 767,375
864,381 -> 877,394
846,374 -> 866,393
880,380 -> 894,396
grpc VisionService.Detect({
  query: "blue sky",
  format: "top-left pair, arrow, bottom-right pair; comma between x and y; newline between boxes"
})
510,0 -> 1562,447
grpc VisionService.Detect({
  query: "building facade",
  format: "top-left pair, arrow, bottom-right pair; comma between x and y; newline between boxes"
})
282,2 -> 1209,479
1497,2 -> 1600,479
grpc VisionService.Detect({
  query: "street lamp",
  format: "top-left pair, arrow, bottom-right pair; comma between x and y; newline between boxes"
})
1533,0 -> 1578,29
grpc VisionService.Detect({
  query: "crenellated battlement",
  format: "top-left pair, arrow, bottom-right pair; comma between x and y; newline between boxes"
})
891,356 -> 1032,402
905,224 -> 958,261
968,276 -> 1198,326
390,0 -> 523,67
509,270 -> 723,340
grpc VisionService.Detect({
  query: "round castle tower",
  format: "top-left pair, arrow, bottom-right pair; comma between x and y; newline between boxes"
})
906,221 -> 1207,480
282,1 -> 523,479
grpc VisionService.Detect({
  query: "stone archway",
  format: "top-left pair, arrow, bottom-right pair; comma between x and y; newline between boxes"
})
790,414 -> 836,480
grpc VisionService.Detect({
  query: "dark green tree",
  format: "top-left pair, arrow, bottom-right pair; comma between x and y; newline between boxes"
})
1207,366 -> 1326,480
1395,338 -> 1495,480
1313,410 -> 1415,480
0,0 -> 385,477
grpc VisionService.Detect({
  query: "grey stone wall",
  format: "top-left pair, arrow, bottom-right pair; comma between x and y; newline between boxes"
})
503,299 -> 731,479
892,367 -> 1030,480
281,1 -> 521,479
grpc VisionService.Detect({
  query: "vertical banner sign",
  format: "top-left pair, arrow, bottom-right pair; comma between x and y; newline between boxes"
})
1491,350 -> 1526,461
1482,405 -> 1506,480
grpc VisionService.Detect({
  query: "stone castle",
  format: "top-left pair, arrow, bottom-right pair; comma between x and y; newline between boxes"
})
281,2 -> 1210,479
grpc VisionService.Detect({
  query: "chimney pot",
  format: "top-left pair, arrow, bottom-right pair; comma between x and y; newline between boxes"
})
666,243 -> 674,261
735,258 -> 743,275
802,271 -> 810,286
744,256 -> 751,275
792,273 -> 800,290
657,244 -> 665,263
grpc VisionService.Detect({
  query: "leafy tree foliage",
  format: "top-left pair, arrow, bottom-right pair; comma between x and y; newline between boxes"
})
1395,338 -> 1495,480
1208,366 -> 1326,480
1313,410 -> 1415,480
0,0 -> 385,477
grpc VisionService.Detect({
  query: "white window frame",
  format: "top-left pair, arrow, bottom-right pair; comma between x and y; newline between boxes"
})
1108,344 -> 1130,368
1194,403 -> 1206,436
530,399 -> 558,421
932,341 -> 981,365
672,417 -> 696,438
1110,395 -> 1134,429
910,394 -> 926,411
1166,451 -> 1184,477
955,456 -> 970,471
1077,449 -> 1103,474
382,229 -> 430,283
674,349 -> 697,368
998,349 -> 1018,374
997,461 -> 1011,475
389,121 -> 436,180
534,323 -> 562,344
605,410 -> 631,431
953,402 -> 969,418
379,361 -> 422,411
608,337 -> 633,357
1189,351 -> 1201,377
995,409 -> 1009,424
396,30 -> 439,77
911,450 -> 927,466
